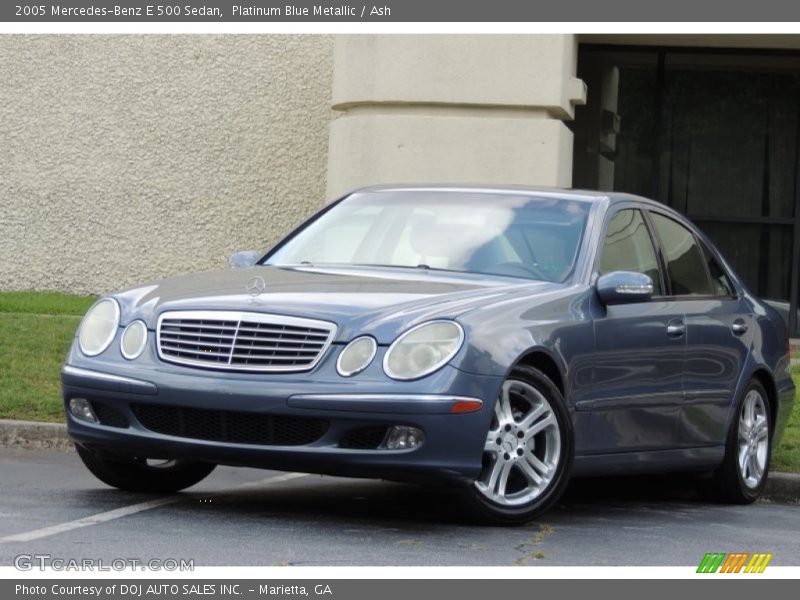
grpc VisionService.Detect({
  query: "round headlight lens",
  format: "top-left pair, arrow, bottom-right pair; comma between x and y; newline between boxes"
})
337,336 -> 377,377
120,320 -> 148,360
78,298 -> 120,357
384,321 -> 464,380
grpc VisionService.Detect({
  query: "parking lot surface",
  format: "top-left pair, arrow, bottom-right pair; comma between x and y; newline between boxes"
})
1,447 -> 798,566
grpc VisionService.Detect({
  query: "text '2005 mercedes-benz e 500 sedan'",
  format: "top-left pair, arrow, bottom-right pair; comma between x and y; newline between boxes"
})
63,185 -> 795,523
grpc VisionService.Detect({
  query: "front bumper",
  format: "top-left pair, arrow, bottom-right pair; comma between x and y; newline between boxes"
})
62,351 -> 501,484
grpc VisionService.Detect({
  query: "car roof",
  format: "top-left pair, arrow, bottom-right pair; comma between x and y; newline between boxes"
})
353,184 -> 667,209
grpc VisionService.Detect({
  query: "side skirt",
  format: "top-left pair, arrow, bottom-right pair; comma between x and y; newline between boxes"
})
572,445 -> 725,477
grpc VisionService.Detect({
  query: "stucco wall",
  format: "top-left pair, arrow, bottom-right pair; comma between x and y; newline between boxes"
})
0,35 -> 333,295
327,35 -> 585,199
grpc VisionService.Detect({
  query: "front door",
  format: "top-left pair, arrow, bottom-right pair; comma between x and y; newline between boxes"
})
577,207 -> 685,454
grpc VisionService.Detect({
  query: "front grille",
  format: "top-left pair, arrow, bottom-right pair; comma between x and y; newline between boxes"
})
157,310 -> 336,372
131,404 -> 329,446
91,401 -> 129,428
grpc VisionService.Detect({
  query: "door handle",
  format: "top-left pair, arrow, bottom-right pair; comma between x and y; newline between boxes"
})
731,320 -> 748,335
666,321 -> 686,338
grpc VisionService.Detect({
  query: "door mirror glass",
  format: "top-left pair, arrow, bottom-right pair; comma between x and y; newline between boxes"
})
228,250 -> 260,269
597,271 -> 654,305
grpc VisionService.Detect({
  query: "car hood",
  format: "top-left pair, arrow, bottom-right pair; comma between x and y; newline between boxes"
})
113,265 -> 562,343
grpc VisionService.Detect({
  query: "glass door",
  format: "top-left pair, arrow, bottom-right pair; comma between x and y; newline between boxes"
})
572,47 -> 800,335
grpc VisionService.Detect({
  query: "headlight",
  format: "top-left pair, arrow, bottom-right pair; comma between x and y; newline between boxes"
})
120,320 -> 148,360
383,320 -> 464,380
78,298 -> 120,356
337,336 -> 377,377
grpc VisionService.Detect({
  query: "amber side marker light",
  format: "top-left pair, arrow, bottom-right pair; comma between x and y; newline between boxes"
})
451,399 -> 483,414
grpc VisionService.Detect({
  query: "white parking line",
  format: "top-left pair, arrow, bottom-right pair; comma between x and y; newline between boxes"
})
0,472 -> 308,544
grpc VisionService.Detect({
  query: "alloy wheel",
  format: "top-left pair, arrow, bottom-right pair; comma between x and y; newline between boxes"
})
474,379 -> 562,506
738,389 -> 769,489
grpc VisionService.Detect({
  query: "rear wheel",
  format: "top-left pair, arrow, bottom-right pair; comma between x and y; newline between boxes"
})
462,365 -> 573,524
76,445 -> 216,493
701,379 -> 772,503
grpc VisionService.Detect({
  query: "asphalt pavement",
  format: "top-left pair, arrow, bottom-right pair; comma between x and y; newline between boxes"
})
1,447 -> 798,566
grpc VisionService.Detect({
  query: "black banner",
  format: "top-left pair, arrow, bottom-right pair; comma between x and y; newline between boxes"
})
3,0 -> 800,22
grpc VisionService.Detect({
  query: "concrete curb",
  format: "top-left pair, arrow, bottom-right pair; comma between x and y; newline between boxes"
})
763,472 -> 800,505
0,419 -> 799,503
0,419 -> 72,451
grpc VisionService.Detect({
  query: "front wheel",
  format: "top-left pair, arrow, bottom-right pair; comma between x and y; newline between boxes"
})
461,365 -> 573,524
76,445 -> 216,493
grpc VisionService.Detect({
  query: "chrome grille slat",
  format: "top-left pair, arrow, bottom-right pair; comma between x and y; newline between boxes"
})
231,355 -> 314,360
157,310 -> 337,373
159,331 -> 235,340
235,326 -> 329,337
160,338 -> 233,349
230,345 -> 321,352
234,335 -> 327,344
164,322 -> 238,329
161,345 -> 232,358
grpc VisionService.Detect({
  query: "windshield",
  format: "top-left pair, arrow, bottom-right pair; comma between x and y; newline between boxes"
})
264,191 -> 591,282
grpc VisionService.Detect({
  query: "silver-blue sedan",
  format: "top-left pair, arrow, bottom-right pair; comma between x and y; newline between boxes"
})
62,186 -> 795,523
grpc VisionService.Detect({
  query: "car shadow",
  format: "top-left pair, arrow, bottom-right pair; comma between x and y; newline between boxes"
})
67,471 -> 708,530
174,472 -> 706,527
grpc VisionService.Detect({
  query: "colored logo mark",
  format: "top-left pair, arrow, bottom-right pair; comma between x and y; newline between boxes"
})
697,552 -> 773,573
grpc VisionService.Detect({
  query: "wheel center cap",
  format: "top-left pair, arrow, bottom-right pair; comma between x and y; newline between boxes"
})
502,433 -> 517,454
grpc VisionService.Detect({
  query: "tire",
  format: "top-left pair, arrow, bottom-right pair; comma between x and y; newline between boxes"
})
701,379 -> 772,504
460,365 -> 574,524
76,444 -> 216,493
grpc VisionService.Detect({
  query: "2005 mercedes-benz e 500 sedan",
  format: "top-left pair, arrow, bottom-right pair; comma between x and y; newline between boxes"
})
63,185 -> 795,523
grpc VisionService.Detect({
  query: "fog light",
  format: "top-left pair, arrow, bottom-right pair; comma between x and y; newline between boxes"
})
382,426 -> 424,450
69,398 -> 98,423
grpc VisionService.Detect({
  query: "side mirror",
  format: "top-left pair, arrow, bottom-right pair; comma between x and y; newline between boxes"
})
596,271 -> 654,305
228,250 -> 260,270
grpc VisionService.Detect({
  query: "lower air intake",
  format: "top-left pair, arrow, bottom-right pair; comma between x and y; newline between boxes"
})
131,404 -> 328,447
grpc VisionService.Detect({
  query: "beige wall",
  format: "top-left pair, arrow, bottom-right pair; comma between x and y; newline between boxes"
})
326,35 -> 586,199
0,35 -> 333,295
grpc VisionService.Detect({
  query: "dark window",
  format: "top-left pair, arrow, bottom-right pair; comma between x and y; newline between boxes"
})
699,241 -> 736,297
650,213 -> 712,296
599,209 -> 662,295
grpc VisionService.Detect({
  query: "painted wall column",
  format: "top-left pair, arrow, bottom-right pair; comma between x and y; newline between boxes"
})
326,35 -> 587,200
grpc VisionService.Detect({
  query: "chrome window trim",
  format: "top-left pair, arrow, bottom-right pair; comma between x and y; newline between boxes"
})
156,310 -> 337,373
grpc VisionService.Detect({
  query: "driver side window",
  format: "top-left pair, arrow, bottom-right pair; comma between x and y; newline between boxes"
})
599,209 -> 663,295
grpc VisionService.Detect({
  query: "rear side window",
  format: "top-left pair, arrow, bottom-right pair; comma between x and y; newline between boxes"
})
649,213 -> 712,296
700,241 -> 736,297
599,209 -> 662,295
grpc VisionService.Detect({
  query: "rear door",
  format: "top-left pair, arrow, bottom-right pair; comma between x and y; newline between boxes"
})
647,211 -> 753,447
578,207 -> 685,454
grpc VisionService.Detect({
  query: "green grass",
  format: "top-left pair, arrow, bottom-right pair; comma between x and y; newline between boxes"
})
0,292 -> 94,422
0,292 -> 799,473
0,291 -> 96,316
772,365 -> 800,472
